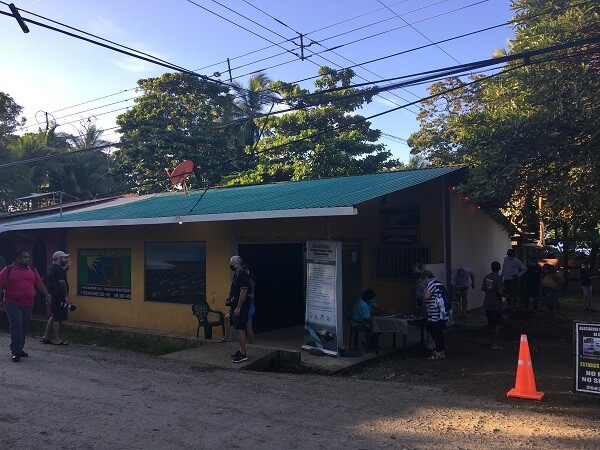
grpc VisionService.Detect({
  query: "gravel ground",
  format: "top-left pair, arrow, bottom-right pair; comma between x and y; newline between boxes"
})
1,310 -> 599,450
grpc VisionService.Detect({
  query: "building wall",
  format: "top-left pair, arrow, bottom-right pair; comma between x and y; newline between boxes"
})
63,177 -> 508,335
67,223 -> 236,335
448,187 -> 511,310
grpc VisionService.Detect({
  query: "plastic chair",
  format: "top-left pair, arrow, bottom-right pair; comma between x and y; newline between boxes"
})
347,316 -> 365,350
191,300 -> 225,340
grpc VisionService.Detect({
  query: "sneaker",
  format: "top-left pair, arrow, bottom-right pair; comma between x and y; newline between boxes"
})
12,355 -> 20,362
231,353 -> 248,363
19,351 -> 29,357
230,350 -> 242,359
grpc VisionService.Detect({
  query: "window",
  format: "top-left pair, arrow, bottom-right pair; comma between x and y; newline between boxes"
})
145,242 -> 206,304
373,245 -> 429,280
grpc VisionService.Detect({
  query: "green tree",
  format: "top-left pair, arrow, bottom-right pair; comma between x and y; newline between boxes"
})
409,0 -> 600,249
113,72 -> 237,194
226,67 -> 395,184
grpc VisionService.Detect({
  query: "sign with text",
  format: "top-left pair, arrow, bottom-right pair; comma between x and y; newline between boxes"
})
77,248 -> 132,299
574,321 -> 600,395
303,241 -> 343,356
380,226 -> 419,245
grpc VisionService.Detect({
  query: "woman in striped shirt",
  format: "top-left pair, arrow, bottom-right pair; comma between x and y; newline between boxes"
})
422,270 -> 448,360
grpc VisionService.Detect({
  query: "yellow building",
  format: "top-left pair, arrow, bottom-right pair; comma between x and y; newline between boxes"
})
2,167 -> 510,339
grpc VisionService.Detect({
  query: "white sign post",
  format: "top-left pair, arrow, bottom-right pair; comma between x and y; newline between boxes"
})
303,240 -> 343,356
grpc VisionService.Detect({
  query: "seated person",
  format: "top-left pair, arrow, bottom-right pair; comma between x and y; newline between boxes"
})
350,288 -> 379,329
350,289 -> 381,352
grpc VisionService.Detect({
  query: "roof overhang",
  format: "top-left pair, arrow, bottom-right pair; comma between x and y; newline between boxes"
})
3,206 -> 358,231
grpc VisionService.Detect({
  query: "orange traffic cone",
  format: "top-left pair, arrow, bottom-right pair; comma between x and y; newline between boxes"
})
507,334 -> 544,400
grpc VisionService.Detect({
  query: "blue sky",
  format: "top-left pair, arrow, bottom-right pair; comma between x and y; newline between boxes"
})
0,0 -> 515,162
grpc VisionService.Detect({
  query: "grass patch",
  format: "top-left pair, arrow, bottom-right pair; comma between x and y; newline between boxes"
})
18,320 -> 198,356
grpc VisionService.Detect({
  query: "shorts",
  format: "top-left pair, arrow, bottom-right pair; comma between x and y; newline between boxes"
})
233,303 -> 251,331
582,285 -> 592,297
51,303 -> 68,322
455,286 -> 469,297
248,303 -> 255,321
486,310 -> 503,326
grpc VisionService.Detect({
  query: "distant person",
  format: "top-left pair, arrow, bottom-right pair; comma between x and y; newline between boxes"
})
482,261 -> 505,350
228,255 -> 251,363
541,264 -> 563,324
523,258 -> 542,311
451,266 -> 475,317
0,250 -> 51,362
219,264 -> 256,345
580,261 -> 595,312
350,288 -> 381,352
422,270 -> 448,360
501,249 -> 527,311
41,251 -> 75,345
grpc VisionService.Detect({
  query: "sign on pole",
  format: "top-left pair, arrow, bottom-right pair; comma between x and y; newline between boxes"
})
303,241 -> 343,356
574,321 -> 600,395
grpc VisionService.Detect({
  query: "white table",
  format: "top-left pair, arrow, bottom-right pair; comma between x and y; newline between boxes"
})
371,315 -> 426,354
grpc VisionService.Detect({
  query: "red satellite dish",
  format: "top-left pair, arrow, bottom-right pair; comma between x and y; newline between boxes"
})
165,160 -> 194,195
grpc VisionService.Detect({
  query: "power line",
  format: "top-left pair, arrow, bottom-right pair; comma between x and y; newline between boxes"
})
4,37 -> 597,173
376,0 -> 462,64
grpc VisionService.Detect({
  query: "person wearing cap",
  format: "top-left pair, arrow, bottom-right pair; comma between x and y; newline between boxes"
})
41,251 -> 75,345
0,250 -> 50,362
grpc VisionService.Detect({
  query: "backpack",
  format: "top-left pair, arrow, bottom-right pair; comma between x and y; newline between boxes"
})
456,267 -> 470,287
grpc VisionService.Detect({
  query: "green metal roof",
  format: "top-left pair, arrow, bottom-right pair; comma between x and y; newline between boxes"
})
7,167 -> 462,229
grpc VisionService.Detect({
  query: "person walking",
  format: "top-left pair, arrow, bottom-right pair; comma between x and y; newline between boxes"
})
422,270 -> 449,360
482,261 -> 505,350
41,251 -> 76,345
0,250 -> 51,362
228,255 -> 252,363
580,261 -> 595,312
501,249 -> 527,311
451,266 -> 475,317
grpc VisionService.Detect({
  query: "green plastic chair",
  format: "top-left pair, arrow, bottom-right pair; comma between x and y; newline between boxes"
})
191,301 -> 225,340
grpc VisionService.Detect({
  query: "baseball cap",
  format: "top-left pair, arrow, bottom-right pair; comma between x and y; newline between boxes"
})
52,251 -> 70,259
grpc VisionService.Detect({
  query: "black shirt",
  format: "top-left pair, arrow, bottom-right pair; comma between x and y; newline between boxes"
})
228,270 -> 250,309
581,268 -> 592,287
45,263 -> 68,301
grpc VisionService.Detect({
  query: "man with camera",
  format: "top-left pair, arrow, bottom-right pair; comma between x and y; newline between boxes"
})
41,251 -> 75,346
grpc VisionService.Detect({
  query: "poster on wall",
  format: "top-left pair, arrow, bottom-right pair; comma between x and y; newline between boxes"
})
574,321 -> 600,395
77,249 -> 132,299
303,240 -> 343,356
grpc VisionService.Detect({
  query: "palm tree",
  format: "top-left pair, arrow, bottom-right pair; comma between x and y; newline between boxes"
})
231,73 -> 276,149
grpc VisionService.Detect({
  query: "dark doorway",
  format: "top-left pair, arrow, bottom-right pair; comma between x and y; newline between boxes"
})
239,243 -> 304,333
342,242 -> 362,317
0,238 -> 16,266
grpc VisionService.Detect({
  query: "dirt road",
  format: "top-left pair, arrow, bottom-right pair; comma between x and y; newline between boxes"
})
0,332 -> 598,449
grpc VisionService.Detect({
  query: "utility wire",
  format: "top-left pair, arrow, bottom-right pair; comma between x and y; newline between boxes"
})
10,0 -> 592,124
377,0 -> 461,64
3,39 -> 596,173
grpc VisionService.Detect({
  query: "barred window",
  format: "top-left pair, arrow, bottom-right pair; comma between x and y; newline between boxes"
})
373,245 -> 430,280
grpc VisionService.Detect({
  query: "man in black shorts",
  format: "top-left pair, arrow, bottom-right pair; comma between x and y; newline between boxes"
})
41,251 -> 75,345
228,255 -> 251,363
482,261 -> 505,350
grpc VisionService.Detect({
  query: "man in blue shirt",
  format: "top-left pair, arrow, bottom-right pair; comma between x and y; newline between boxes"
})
351,288 -> 379,328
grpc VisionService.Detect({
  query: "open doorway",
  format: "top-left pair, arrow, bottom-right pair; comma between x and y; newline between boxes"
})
239,243 -> 304,334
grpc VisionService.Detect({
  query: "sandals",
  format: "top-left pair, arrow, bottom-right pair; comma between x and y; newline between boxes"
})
428,352 -> 445,360
52,340 -> 69,345
217,337 -> 229,343
40,338 -> 52,344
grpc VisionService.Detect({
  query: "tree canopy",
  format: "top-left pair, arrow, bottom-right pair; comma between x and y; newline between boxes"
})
409,0 -> 600,253
113,73 -> 237,193
225,67 -> 395,185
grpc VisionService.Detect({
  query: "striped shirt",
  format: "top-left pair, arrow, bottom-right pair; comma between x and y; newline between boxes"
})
425,279 -> 446,322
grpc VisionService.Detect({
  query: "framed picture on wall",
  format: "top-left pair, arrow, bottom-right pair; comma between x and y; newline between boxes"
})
145,242 -> 206,304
